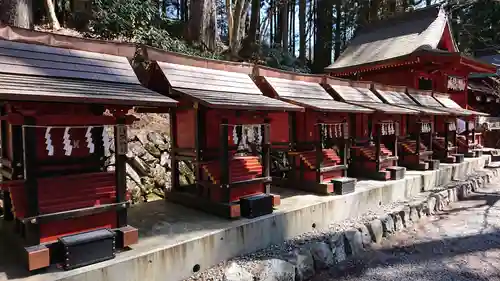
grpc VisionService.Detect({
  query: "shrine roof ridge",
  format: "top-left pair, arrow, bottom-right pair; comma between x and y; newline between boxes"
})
0,32 -> 177,107
325,4 -> 455,72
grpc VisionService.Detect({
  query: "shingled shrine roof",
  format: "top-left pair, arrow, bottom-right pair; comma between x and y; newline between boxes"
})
325,5 -> 456,72
372,85 -> 449,115
0,39 -> 177,107
325,82 -> 418,114
156,61 -> 303,111
260,76 -> 373,113
407,90 -> 487,116
434,93 -> 489,116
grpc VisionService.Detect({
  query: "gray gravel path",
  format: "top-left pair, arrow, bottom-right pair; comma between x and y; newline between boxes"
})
312,181 -> 500,281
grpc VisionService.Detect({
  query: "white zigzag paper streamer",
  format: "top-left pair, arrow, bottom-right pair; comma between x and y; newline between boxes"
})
102,128 -> 112,157
63,127 -> 73,156
85,126 -> 95,154
45,127 -> 54,156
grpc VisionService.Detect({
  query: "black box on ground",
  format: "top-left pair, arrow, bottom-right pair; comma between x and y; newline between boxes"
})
464,152 -> 475,158
240,194 -> 274,219
331,177 -> 356,195
425,159 -> 440,170
453,154 -> 465,163
386,166 -> 406,180
59,228 -> 115,270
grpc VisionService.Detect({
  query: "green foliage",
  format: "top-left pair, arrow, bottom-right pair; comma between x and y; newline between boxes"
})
453,0 -> 500,54
88,0 -> 221,59
261,44 -> 311,73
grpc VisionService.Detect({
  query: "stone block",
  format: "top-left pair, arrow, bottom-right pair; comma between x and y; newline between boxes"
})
427,197 -> 437,214
345,229 -> 364,256
409,206 -> 420,223
328,233 -> 346,263
358,224 -> 372,247
380,215 -> 395,237
366,219 -> 383,244
256,259 -> 295,281
399,207 -> 411,227
224,262 -> 254,281
391,213 -> 404,231
308,242 -> 334,270
285,248 -> 314,281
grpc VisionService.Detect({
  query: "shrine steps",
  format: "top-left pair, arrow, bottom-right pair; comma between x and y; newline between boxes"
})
283,149 -> 352,195
166,156 -> 279,219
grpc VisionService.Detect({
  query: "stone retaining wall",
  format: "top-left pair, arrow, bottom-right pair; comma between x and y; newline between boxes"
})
223,168 -> 498,281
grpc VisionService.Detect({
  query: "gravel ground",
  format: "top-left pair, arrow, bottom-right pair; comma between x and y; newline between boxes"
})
312,180 -> 500,281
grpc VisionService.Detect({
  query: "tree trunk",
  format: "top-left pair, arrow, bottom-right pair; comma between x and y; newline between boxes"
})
45,0 -> 61,30
0,0 -> 33,28
334,0 -> 342,60
187,0 -> 218,51
275,4 -> 282,45
229,0 -> 249,55
226,0 -> 233,43
280,1 -> 288,50
247,0 -> 260,42
369,0 -> 380,22
290,0 -> 295,54
313,0 -> 332,72
298,0 -> 306,65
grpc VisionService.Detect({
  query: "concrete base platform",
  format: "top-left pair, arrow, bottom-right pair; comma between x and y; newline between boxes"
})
0,155 -> 491,281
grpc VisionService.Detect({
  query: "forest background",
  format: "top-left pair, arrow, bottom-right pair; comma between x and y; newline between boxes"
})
0,0 -> 499,74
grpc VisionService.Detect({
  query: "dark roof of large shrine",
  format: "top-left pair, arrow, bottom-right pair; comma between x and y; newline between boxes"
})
0,39 -> 177,107
260,76 -> 373,113
155,61 -> 303,111
325,5 -> 456,72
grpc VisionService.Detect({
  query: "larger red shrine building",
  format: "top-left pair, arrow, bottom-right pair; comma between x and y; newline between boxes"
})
324,4 -> 496,110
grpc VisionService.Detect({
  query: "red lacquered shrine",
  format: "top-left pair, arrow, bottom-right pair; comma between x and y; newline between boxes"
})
370,84 -> 446,170
432,92 -> 488,158
468,76 -> 500,149
323,78 -> 417,181
253,66 -> 373,195
325,5 -> 495,153
0,38 -> 177,271
406,89 -> 476,162
140,47 -> 302,219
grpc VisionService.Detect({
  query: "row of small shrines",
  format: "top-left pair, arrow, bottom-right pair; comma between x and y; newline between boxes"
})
0,35 -> 491,273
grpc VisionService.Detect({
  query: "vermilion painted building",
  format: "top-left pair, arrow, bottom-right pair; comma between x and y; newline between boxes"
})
324,4 -> 496,110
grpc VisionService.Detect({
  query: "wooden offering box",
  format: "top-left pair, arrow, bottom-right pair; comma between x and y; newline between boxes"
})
324,78 -> 417,181
253,67 -> 373,195
371,85 -> 446,171
141,47 -> 302,219
0,39 -> 177,271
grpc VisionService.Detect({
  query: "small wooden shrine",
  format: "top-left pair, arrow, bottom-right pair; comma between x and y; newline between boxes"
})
406,89 -> 473,162
253,66 -> 373,195
370,84 -> 445,170
139,47 -> 302,219
323,77 -> 417,181
0,38 -> 177,271
433,92 -> 488,158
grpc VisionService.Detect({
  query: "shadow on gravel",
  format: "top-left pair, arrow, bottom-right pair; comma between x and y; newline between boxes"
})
316,230 -> 500,281
314,189 -> 500,281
